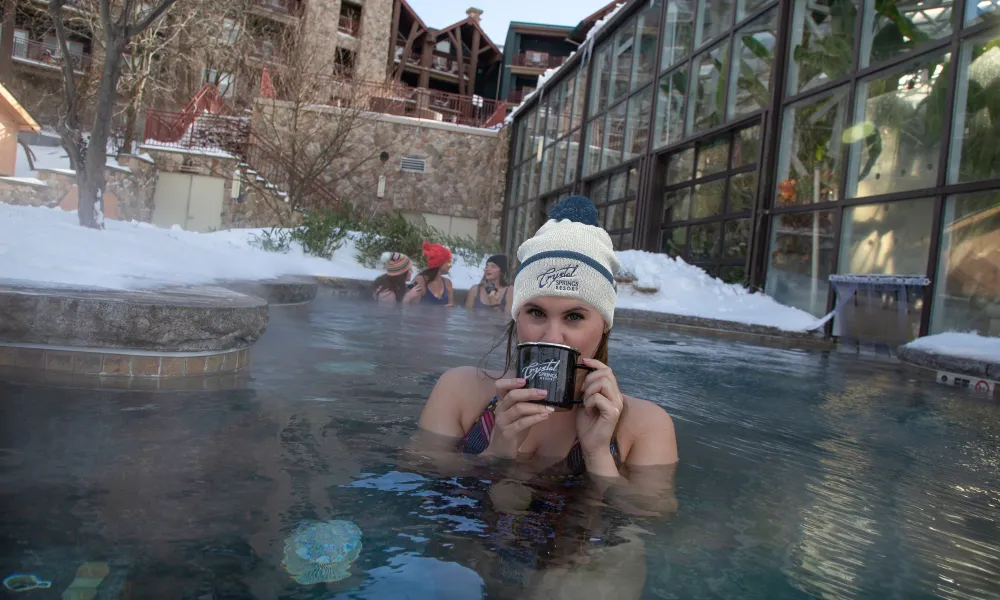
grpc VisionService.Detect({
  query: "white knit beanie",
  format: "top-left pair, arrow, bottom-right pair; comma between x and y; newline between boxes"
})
512,196 -> 621,327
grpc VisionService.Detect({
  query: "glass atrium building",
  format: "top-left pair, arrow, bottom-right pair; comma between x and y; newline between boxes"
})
502,0 -> 1000,339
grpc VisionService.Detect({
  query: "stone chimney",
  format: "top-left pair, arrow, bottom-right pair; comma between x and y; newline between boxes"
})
466,7 -> 483,23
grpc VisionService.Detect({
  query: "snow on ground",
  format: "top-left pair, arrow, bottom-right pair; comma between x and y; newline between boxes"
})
0,203 -> 483,291
905,332 -> 1000,363
1,203 -> 819,331
615,250 -> 820,332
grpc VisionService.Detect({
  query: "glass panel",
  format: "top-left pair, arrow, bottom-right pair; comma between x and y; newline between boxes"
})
609,171 -> 628,202
584,119 -> 605,176
546,88 -> 561,145
967,0 -> 1000,25
696,0 -> 735,48
627,166 -> 640,199
590,43 -> 613,117
561,70 -> 576,138
860,0 -> 954,69
765,210 -> 836,317
663,187 -> 693,222
666,148 -> 696,184
573,67 -> 588,130
554,140 -> 569,190
728,172 -> 756,213
566,129 -> 581,186
603,102 -> 627,171
610,18 -> 637,105
518,165 -> 531,204
728,7 -> 779,119
661,0 -> 695,70
522,201 -> 535,239
733,124 -> 761,167
692,179 -> 726,218
591,177 -> 610,205
737,0 -> 772,20
508,167 -> 520,207
846,52 -> 950,199
625,87 -> 654,162
703,265 -> 721,277
514,118 -> 527,164
662,227 -> 687,256
521,108 -> 537,166
720,265 -> 747,284
597,205 -> 607,226
515,206 -> 526,243
540,147 -> 553,195
696,134 -> 729,178
625,200 -> 637,228
931,191 -> 1000,336
607,202 -> 626,230
654,68 -> 688,149
786,0 -> 859,96
620,233 -> 634,251
839,197 -> 935,277
688,40 -> 730,134
632,0 -> 661,90
775,87 -> 848,207
948,34 -> 1000,184
724,218 -> 751,257
690,222 -> 721,258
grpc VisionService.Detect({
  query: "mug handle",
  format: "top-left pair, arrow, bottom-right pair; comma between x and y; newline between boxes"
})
575,365 -> 597,373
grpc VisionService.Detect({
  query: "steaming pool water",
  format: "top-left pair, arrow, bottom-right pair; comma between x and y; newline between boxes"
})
1,295 -> 999,599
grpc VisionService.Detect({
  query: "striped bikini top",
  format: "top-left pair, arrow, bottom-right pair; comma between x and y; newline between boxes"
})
457,397 -> 621,475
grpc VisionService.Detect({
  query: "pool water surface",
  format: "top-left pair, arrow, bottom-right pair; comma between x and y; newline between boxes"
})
1,296 -> 999,599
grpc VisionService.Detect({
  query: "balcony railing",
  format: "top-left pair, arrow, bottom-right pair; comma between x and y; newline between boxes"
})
12,38 -> 91,73
394,46 -> 472,77
251,0 -> 302,18
511,52 -> 567,69
316,78 -> 507,128
338,15 -> 360,36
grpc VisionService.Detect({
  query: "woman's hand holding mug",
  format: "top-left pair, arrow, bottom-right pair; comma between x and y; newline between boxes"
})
483,378 -> 554,459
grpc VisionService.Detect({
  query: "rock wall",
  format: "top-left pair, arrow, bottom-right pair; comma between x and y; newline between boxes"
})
302,0 -> 393,83
260,101 -> 509,242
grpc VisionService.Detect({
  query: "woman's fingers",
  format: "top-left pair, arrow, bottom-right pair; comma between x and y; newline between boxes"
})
583,392 -> 622,421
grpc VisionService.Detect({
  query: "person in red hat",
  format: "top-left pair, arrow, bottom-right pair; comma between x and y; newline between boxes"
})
404,242 -> 454,307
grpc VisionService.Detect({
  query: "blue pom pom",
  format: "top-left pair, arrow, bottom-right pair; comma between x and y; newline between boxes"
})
548,195 -> 599,226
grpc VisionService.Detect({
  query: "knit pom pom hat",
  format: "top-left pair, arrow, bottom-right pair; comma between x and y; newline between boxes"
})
422,242 -> 453,270
382,252 -> 412,276
512,195 -> 621,327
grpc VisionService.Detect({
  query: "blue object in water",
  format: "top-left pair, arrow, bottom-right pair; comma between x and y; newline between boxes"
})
282,520 -> 363,585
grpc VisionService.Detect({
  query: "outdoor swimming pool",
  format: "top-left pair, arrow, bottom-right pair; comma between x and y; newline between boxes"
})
1,296 -> 999,599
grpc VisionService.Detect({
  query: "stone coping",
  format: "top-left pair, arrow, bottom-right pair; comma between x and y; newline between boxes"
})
224,276 -> 318,306
0,344 -> 251,378
0,365 -> 251,391
0,281 -> 269,352
316,277 -> 833,350
897,345 -> 1000,381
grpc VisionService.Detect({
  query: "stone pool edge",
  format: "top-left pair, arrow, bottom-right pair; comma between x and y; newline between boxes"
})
316,277 -> 834,351
897,346 -> 1000,382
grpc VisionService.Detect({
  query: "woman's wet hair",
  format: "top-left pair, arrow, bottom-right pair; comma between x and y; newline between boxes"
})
372,272 -> 410,303
419,266 -> 441,285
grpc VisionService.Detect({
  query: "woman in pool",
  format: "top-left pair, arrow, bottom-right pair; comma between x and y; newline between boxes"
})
417,195 -> 677,508
372,252 -> 412,304
403,242 -> 454,307
465,254 -> 513,313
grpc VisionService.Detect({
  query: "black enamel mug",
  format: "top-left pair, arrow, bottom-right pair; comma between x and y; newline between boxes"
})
516,342 -> 596,411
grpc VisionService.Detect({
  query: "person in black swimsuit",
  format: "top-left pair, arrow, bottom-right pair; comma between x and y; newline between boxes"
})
415,195 -> 678,511
465,254 -> 513,313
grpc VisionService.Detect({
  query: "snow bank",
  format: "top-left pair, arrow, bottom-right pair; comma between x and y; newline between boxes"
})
0,204 -> 819,331
615,250 -> 819,332
905,332 -> 1000,363
0,203 -> 483,291
16,143 -> 130,178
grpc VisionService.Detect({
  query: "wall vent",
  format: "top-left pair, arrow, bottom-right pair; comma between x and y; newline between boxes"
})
400,156 -> 427,173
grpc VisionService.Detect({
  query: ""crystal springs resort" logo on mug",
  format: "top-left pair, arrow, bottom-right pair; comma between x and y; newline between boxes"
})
537,264 -> 580,292
521,359 -> 560,382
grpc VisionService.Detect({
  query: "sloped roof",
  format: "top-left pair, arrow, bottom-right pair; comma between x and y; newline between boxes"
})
435,15 -> 502,59
0,83 -> 40,133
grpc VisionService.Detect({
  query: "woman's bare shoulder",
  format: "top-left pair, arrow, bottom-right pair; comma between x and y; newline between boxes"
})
621,396 -> 674,437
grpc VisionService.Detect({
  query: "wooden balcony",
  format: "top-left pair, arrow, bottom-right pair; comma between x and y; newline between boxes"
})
11,38 -> 91,74
511,52 -> 567,71
250,0 -> 302,22
394,46 -> 472,79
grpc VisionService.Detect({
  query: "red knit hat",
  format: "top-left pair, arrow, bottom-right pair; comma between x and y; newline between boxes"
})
422,242 -> 452,269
